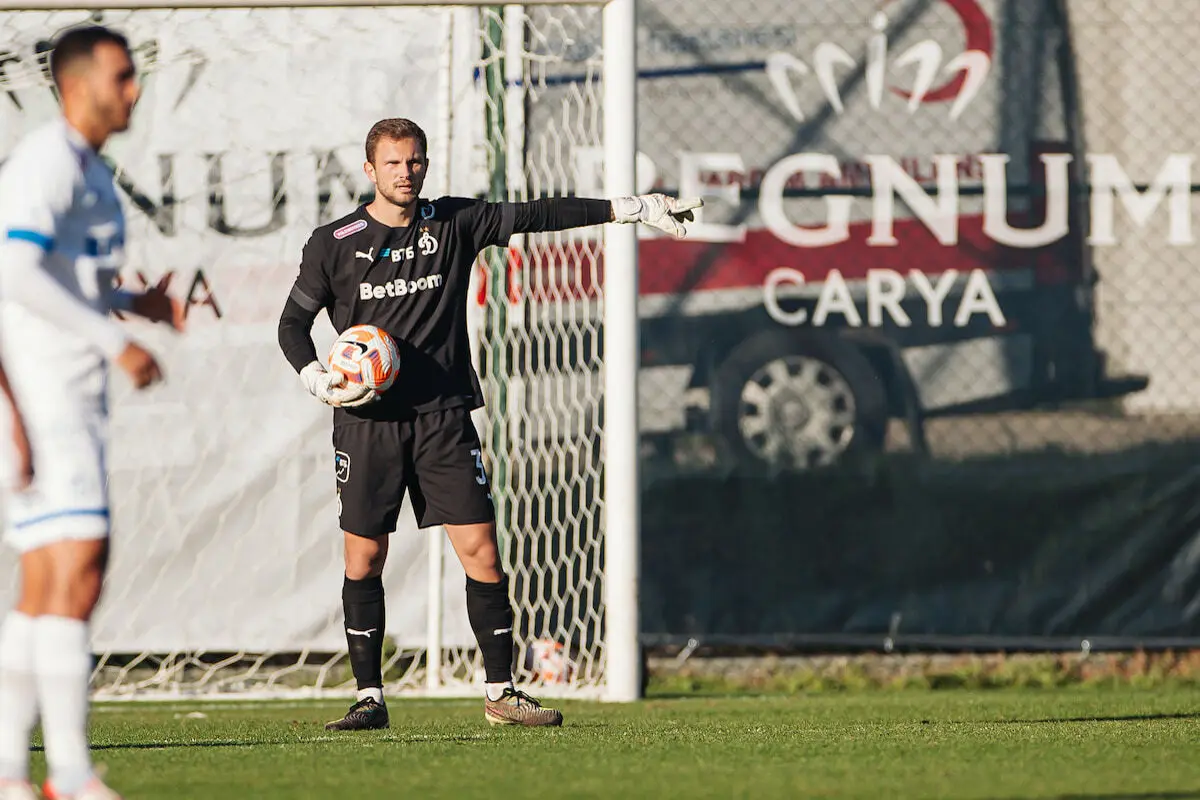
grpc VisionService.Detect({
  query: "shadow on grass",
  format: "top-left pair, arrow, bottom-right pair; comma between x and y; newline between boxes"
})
645,690 -> 781,700
32,732 -> 497,752
34,741 -> 264,752
997,712 -> 1200,724
987,793 -> 1200,800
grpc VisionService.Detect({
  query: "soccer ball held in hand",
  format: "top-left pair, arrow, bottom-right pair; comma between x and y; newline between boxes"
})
328,324 -> 400,392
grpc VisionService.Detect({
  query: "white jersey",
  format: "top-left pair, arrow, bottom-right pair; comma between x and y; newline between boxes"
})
0,119 -> 131,550
0,118 -> 129,415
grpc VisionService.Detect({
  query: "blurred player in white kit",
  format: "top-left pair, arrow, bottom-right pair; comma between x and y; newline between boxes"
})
0,25 -> 184,800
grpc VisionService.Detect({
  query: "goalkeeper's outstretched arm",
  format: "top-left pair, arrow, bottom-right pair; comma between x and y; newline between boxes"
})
505,194 -> 703,239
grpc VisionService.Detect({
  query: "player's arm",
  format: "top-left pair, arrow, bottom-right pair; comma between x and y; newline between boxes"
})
0,358 -> 32,490
0,160 -> 161,387
465,194 -> 702,248
0,240 -> 163,388
514,194 -> 703,238
111,276 -> 186,332
0,235 -> 124,359
277,234 -> 377,408
507,197 -> 613,235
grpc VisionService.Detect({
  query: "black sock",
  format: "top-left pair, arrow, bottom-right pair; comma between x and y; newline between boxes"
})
466,575 -> 515,683
343,575 -> 386,692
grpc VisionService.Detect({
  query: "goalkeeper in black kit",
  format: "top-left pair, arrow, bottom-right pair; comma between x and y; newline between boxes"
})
277,117 -> 700,729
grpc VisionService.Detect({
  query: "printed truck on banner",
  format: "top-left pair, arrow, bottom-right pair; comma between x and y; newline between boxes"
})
494,0 -> 1152,473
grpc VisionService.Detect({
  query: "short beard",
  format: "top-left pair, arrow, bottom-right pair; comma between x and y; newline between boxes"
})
377,187 -> 417,208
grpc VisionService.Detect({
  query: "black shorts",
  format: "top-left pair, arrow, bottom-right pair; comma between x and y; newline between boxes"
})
332,407 -> 495,536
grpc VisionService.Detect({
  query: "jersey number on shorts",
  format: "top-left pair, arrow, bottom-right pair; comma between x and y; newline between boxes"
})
470,448 -> 489,486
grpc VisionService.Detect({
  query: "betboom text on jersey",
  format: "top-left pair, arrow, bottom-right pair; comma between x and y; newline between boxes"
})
359,274 -> 444,301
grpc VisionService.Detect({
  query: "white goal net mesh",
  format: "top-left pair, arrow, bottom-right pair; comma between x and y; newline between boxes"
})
0,3 -> 611,698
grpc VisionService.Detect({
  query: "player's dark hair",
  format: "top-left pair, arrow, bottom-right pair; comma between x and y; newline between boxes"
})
49,25 -> 130,87
365,118 -> 428,164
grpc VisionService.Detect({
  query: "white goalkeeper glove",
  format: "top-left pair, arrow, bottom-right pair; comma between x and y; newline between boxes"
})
299,361 -> 378,408
610,194 -> 704,239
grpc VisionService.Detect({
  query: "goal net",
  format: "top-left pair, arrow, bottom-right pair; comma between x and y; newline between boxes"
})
0,1 -> 633,700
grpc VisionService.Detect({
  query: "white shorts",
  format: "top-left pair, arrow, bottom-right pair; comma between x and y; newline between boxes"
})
2,411 -> 109,554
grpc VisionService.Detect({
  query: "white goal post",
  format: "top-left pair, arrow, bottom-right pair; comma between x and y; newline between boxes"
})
0,0 -> 640,702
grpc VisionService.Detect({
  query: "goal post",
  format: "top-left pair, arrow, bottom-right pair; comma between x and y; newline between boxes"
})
600,0 -> 639,705
0,0 -> 640,702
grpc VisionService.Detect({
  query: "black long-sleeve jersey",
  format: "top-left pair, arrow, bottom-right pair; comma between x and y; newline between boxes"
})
278,195 -> 612,421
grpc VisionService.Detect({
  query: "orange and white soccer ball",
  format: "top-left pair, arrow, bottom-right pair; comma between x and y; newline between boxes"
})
328,324 -> 400,392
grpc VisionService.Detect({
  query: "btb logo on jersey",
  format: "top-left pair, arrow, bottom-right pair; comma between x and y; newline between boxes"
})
334,451 -> 351,483
418,227 -> 439,256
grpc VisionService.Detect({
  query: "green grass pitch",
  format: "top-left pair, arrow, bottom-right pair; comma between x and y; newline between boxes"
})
31,688 -> 1200,799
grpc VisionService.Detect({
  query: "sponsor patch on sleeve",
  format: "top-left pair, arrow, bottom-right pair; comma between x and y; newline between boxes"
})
333,219 -> 368,239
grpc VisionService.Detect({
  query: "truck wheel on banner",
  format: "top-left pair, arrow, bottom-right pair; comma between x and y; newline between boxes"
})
710,331 -> 887,472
